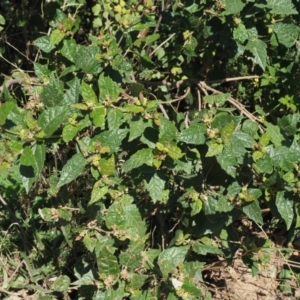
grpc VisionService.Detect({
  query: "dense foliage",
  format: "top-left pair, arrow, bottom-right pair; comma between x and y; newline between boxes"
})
1,0 -> 300,299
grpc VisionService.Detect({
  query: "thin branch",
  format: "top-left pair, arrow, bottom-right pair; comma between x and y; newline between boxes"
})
150,33 -> 176,57
159,87 -> 190,104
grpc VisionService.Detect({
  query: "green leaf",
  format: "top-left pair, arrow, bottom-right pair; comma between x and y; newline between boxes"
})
20,146 -> 36,166
63,77 -> 80,105
33,36 -> 55,53
193,243 -> 222,255
90,107 -> 106,128
255,154 -> 273,174
98,75 -> 120,102
93,129 -> 128,152
265,121 -> 284,147
271,23 -> 299,48
99,155 -> 115,175
217,146 -> 237,178
225,0 -> 245,14
81,81 -> 97,104
278,114 -> 299,136
157,246 -> 189,278
275,191 -> 294,230
50,29 -> 65,45
266,0 -> 297,15
177,123 -> 206,145
57,153 -> 86,187
52,275 -> 70,292
242,200 -> 263,224
145,172 -> 166,203
41,74 -> 64,107
97,247 -> 119,278
61,39 -> 78,62
246,39 -> 267,71
75,45 -> 102,74
122,148 -> 153,172
89,181 -> 109,205
203,93 -> 230,106
38,106 -> 68,137
129,119 -> 151,141
107,108 -> 123,130
0,101 -> 16,125
159,118 -> 177,143
168,145 -> 184,160
206,143 -> 223,157
62,124 -> 79,142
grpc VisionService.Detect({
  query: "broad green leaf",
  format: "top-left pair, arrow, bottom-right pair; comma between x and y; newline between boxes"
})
52,275 -> 70,292
41,74 -> 64,107
233,24 -> 248,44
20,146 -> 35,166
98,75 -> 120,102
62,124 -> 79,142
159,117 -> 177,143
61,39 -> 78,62
93,129 -> 128,152
107,108 -> 123,130
57,153 -> 86,187
99,155 -> 115,175
0,101 -> 16,125
190,200 -> 202,216
124,104 -> 145,113
34,62 -> 51,79
177,123 -> 206,145
275,191 -> 294,230
89,181 -> 109,205
206,143 -> 223,157
97,247 -> 119,278
232,131 -> 255,148
50,29 -> 65,45
278,114 -> 299,136
221,120 -> 235,142
242,200 -> 263,224
246,39 -> 267,71
145,172 -> 166,203
122,148 -> 153,172
33,36 -> 55,53
217,146 -> 237,178
38,106 -> 68,137
75,45 -> 102,74
255,154 -> 273,174
129,119 -> 151,141
158,246 -> 189,278
271,23 -> 299,48
225,0 -> 245,14
193,243 -> 222,255
63,77 -> 80,105
168,145 -> 183,160
119,241 -> 144,270
203,93 -> 230,106
266,0 -> 297,15
265,122 -> 284,147
81,81 -> 97,104
90,107 -> 106,128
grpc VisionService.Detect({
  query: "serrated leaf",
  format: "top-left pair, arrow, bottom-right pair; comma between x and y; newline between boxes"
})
217,146 -> 237,178
63,77 -> 80,105
177,123 -> 206,144
265,121 -> 284,147
145,172 -> 165,203
57,153 -> 86,187
81,81 -> 97,104
93,129 -> 128,152
159,118 -> 177,143
38,106 -> 68,137
0,101 -> 16,125
129,119 -> 150,141
50,29 -> 65,45
275,191 -> 294,230
89,181 -> 109,205
266,0 -> 297,15
90,107 -> 106,127
278,114 -> 299,136
33,36 -> 55,53
52,275 -> 70,292
168,145 -> 183,160
225,0 -> 245,14
41,74 -> 64,107
124,104 -> 145,113
271,23 -> 298,48
246,39 -> 267,71
242,200 -> 263,224
99,155 -> 115,175
98,75 -> 120,102
232,131 -> 255,148
97,247 -> 119,278
206,143 -> 223,157
75,46 -> 102,74
122,148 -> 153,172
157,246 -> 189,278
255,153 -> 273,174
107,108 -> 123,130
62,124 -> 79,142
61,39 -> 77,62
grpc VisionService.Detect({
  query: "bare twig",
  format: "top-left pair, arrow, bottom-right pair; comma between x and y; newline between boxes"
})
159,87 -> 191,104
149,33 -> 176,57
0,78 -> 25,93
